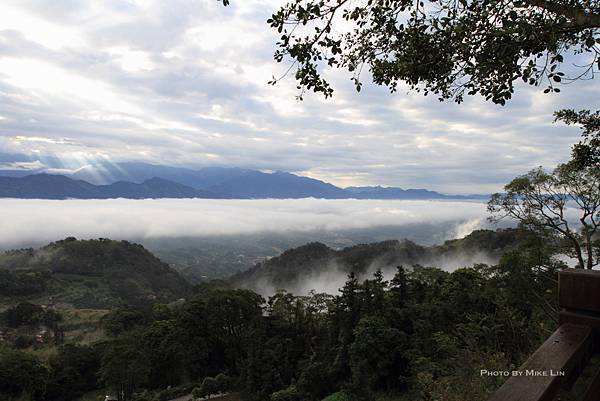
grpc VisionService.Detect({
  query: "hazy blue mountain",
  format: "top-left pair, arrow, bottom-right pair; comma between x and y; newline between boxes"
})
100,177 -> 213,199
0,153 -> 490,200
346,186 -> 449,199
0,174 -> 219,199
0,154 -> 218,186
0,172 -> 488,200
55,160 -> 353,198
0,170 -> 36,178
74,163 -> 349,198
345,186 -> 489,200
0,174 -> 100,199
207,170 -> 348,199
73,162 -> 251,189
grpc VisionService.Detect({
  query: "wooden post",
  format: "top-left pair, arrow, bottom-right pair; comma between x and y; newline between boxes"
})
488,269 -> 600,401
559,269 -> 600,331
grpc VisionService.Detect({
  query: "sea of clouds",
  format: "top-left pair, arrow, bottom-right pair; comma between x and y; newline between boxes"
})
0,198 -> 490,249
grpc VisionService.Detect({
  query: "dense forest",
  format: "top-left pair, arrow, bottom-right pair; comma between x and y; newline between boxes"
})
0,238 -> 192,308
230,228 -> 526,293
0,230 -> 563,401
0,0 -> 597,398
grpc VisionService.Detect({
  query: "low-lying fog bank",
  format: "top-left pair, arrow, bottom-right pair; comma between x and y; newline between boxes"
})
232,228 -> 523,296
0,198 -> 492,250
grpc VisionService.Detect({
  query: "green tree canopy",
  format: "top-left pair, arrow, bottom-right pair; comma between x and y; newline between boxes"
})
554,109 -> 600,168
46,344 -> 99,401
0,346 -> 48,400
488,111 -> 600,269
270,384 -> 302,401
349,316 -> 407,392
215,373 -> 231,393
489,165 -> 600,269
200,376 -> 219,399
98,336 -> 150,401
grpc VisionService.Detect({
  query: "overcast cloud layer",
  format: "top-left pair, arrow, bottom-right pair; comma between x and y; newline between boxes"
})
0,198 -> 488,249
0,0 -> 597,193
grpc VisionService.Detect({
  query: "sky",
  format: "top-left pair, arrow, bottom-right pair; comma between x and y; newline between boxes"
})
0,0 -> 597,193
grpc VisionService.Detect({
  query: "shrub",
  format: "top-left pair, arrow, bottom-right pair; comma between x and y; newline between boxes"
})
215,373 -> 231,393
13,335 -> 34,349
271,385 -> 302,401
199,376 -> 219,399
321,391 -> 352,401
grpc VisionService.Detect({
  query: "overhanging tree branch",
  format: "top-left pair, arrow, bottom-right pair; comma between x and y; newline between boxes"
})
521,0 -> 600,28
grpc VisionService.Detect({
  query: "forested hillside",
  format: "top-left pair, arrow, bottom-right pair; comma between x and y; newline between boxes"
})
0,230 -> 565,401
231,229 -> 527,294
1,243 -> 562,401
0,238 -> 191,308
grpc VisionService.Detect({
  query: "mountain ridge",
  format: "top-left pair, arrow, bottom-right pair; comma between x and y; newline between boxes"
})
0,237 -> 192,308
229,229 -> 526,294
0,171 -> 488,200
0,173 -> 223,200
0,154 -> 489,199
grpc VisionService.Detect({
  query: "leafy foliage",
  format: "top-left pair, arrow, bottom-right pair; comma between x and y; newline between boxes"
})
99,334 -> 152,401
0,234 -> 560,401
102,308 -> 151,337
45,344 -> 100,401
270,385 -> 303,401
0,238 -> 192,308
5,302 -> 61,328
321,392 -> 352,401
231,229 -> 527,290
199,376 -> 219,399
554,109 -> 600,168
264,0 -> 599,103
0,346 -> 48,401
0,270 -> 48,296
489,110 -> 600,269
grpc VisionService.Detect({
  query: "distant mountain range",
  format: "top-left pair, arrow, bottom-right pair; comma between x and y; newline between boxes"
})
345,186 -> 487,200
0,157 -> 488,200
0,174 -> 221,200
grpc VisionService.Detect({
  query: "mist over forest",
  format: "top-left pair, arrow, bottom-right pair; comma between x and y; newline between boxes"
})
1,0 -> 598,400
0,198 -> 510,288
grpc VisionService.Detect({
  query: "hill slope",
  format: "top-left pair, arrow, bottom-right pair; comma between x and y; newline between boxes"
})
230,229 -> 525,294
0,174 -> 219,199
0,238 -> 192,308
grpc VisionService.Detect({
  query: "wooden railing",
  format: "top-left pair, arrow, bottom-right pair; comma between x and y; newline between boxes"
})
489,269 -> 600,401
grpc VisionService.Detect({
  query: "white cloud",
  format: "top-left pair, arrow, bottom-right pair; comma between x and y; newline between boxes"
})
10,136 -> 76,145
0,198 -> 490,249
0,160 -> 45,170
0,0 -> 597,193
106,46 -> 155,72
0,3 -> 86,49
0,58 -> 143,115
